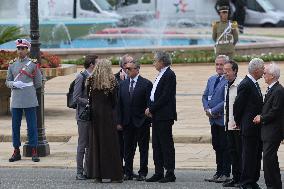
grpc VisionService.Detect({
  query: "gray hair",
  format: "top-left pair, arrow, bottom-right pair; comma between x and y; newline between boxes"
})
154,51 -> 172,66
215,55 -> 229,63
248,58 -> 264,74
266,62 -> 280,80
119,54 -> 130,68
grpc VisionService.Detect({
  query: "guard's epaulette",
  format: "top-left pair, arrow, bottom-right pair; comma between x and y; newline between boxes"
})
29,58 -> 38,64
9,58 -> 17,64
232,21 -> 238,29
212,21 -> 219,27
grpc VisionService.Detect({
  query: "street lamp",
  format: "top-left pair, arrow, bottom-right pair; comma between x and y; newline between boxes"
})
23,0 -> 50,157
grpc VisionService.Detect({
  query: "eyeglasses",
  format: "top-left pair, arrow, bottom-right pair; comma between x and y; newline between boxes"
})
220,11 -> 228,14
125,67 -> 137,71
17,47 -> 27,50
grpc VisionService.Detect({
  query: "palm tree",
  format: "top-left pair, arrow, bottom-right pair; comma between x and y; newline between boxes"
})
0,26 -> 27,45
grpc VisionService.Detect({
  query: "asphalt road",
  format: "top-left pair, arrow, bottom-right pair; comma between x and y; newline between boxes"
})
0,168 -> 273,189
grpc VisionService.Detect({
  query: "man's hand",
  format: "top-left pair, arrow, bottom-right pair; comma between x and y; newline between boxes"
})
205,109 -> 213,118
119,71 -> 127,80
117,124 -> 123,131
145,108 -> 152,118
232,124 -> 240,129
253,115 -> 261,125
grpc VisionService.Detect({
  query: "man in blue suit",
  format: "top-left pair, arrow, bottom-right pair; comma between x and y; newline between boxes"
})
117,60 -> 152,181
202,55 -> 231,183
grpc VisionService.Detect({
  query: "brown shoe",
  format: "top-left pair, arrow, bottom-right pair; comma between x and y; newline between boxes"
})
9,148 -> 21,162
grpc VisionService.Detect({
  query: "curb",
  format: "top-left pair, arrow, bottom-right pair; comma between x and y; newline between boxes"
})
0,135 -> 211,143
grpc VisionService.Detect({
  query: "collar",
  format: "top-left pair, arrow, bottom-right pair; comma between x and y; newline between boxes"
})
268,81 -> 277,89
247,74 -> 257,84
18,56 -> 28,62
231,76 -> 242,87
130,74 -> 139,83
160,66 -> 169,74
86,69 -> 92,76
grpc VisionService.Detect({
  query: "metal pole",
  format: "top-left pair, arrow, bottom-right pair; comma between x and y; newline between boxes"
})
73,0 -> 77,18
23,0 -> 50,157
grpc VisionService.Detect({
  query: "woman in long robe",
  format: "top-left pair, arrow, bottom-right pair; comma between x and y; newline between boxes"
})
86,59 -> 123,182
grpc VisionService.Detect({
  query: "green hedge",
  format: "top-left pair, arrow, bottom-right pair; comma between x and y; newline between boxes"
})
62,50 -> 284,65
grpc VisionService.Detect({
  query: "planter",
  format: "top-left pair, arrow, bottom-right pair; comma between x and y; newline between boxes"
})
0,64 -> 77,115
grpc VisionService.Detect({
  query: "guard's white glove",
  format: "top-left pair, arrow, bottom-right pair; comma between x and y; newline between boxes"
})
13,81 -> 25,89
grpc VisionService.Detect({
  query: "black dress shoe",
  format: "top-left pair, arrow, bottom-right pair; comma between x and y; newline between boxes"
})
251,183 -> 262,189
239,184 -> 254,189
145,174 -> 164,182
9,149 -> 21,162
159,174 -> 176,183
123,175 -> 133,180
204,173 -> 220,182
132,173 -> 139,179
222,179 -> 237,187
76,173 -> 87,180
136,175 -> 146,181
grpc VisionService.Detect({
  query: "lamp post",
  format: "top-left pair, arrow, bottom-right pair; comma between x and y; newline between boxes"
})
23,0 -> 50,157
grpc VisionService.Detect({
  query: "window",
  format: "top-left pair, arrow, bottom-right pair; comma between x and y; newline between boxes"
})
80,0 -> 99,13
142,0 -> 151,3
245,0 -> 265,12
122,0 -> 138,6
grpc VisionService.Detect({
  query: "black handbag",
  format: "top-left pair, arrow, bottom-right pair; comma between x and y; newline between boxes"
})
79,85 -> 92,121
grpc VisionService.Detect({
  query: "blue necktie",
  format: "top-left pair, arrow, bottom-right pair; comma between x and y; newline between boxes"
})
214,76 -> 221,89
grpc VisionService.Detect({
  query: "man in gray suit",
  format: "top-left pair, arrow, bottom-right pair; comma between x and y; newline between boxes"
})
5,39 -> 42,162
73,54 -> 97,180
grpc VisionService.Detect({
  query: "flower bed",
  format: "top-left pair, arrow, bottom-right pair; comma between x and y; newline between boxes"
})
62,50 -> 284,65
0,50 -> 61,70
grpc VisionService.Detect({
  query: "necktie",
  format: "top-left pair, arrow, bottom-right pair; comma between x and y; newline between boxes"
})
266,87 -> 270,94
129,79 -> 135,98
255,82 -> 262,96
214,76 -> 221,89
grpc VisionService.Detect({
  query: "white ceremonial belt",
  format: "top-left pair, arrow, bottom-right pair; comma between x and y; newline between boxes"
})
24,82 -> 34,86
218,41 -> 232,45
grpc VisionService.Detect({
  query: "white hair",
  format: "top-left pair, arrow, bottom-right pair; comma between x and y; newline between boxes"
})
266,62 -> 280,80
215,55 -> 229,63
248,58 -> 264,74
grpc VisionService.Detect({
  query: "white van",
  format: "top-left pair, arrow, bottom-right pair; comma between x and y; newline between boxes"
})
0,0 -> 120,20
115,0 -> 284,26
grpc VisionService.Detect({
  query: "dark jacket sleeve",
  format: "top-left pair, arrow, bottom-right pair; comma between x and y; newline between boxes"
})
261,89 -> 284,124
233,82 -> 248,126
73,74 -> 88,107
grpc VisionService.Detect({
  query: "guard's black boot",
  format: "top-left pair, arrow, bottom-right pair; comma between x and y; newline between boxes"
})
31,148 -> 40,162
9,148 -> 21,162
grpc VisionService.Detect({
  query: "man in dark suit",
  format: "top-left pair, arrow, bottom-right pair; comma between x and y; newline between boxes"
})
145,51 -> 177,183
115,54 -> 133,173
73,54 -> 97,180
233,58 -> 265,189
117,60 -> 152,181
253,63 -> 284,189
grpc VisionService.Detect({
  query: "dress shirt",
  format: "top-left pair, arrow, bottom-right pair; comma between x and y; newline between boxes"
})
129,74 -> 139,91
150,66 -> 169,102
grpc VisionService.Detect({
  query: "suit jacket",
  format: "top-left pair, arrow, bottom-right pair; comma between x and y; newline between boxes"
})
233,75 -> 263,137
118,75 -> 153,127
202,75 -> 227,126
260,82 -> 284,141
73,70 -> 89,121
149,67 -> 177,121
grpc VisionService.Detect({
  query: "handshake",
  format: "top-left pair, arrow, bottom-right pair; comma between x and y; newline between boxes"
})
13,81 -> 27,89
